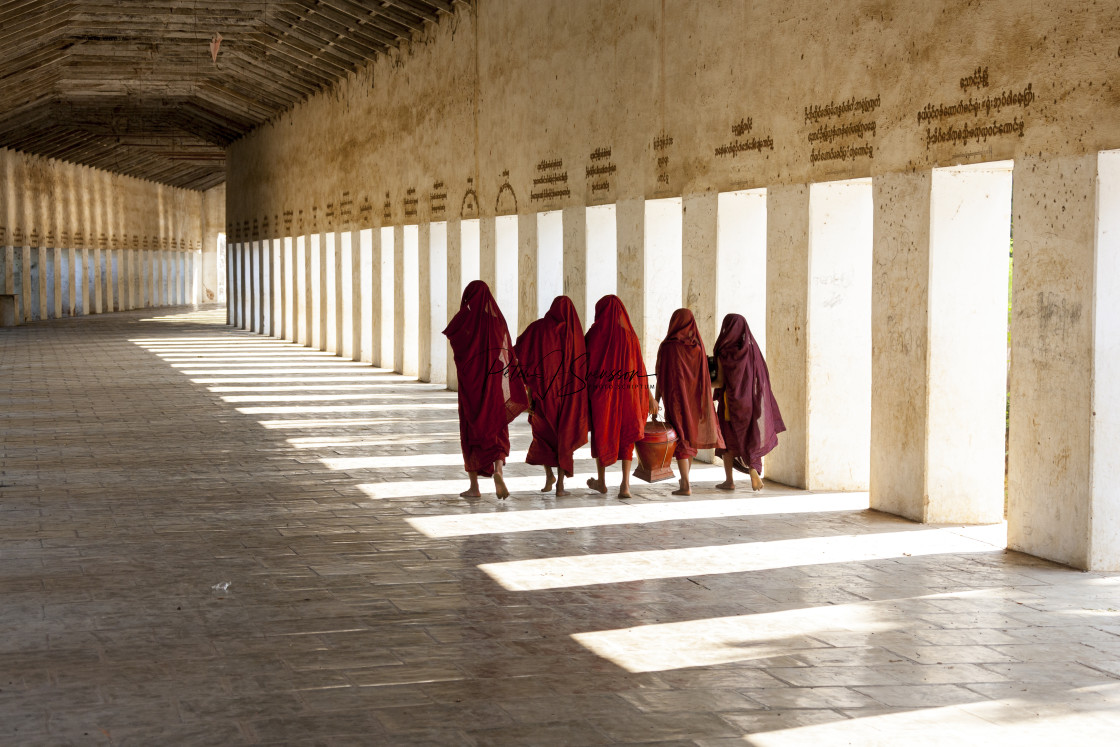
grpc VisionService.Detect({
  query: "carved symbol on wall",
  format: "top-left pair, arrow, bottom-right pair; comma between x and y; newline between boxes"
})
495,177 -> 517,216
461,188 -> 479,219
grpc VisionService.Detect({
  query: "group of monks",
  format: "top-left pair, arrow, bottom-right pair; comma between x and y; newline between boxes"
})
442,280 -> 785,500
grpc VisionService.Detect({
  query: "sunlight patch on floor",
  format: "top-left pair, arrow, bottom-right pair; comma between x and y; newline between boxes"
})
408,493 -> 871,537
480,527 -> 1005,591
572,587 -> 1020,673
740,686 -> 1120,745
236,403 -> 456,415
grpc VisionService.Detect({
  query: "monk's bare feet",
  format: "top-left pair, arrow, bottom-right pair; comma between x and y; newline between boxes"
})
555,487 -> 570,497
716,480 -> 735,491
460,488 -> 481,498
494,472 -> 510,500
672,488 -> 691,496
586,478 -> 607,494
541,477 -> 555,492
617,488 -> 632,499
749,468 -> 763,492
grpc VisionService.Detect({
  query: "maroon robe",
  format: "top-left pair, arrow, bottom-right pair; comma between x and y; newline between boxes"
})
713,313 -> 785,472
584,295 -> 648,466
442,280 -> 529,477
655,308 -> 723,459
514,296 -> 589,477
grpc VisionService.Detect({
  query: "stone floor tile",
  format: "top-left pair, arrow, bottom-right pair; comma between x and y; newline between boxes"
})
585,711 -> 742,742
619,688 -> 766,712
851,684 -> 988,707
740,685 -> 882,709
467,720 -> 612,746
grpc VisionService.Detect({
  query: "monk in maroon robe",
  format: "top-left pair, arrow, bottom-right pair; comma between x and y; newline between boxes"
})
584,295 -> 658,498
443,280 -> 529,498
655,308 -> 724,495
713,313 -> 785,491
514,295 -> 588,496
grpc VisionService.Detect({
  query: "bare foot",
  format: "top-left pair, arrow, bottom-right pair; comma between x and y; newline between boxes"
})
749,468 -> 763,492
555,488 -> 570,497
541,472 -> 555,493
460,489 -> 481,498
617,489 -> 632,499
586,478 -> 607,494
672,488 -> 691,496
716,480 -> 735,491
494,472 -> 510,500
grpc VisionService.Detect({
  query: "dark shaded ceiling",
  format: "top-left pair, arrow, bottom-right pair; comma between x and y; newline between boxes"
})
0,0 -> 455,191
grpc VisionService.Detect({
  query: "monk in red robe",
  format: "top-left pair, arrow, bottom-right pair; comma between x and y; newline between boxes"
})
713,313 -> 785,491
584,295 -> 658,499
655,308 -> 724,495
514,296 -> 588,496
442,280 -> 529,499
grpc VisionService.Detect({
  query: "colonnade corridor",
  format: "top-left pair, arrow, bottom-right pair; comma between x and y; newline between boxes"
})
3,307 -> 1120,743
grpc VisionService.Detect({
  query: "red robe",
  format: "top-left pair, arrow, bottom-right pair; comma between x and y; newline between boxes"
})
584,295 -> 648,466
655,308 -> 723,459
514,296 -> 589,477
713,313 -> 785,472
442,280 -> 529,476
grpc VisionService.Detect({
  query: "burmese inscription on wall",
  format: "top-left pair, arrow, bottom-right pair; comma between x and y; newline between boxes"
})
918,66 -> 1033,152
653,133 -> 673,193
805,94 -> 880,164
429,181 -> 446,217
585,147 -> 615,202
714,117 -> 774,158
531,158 -> 569,204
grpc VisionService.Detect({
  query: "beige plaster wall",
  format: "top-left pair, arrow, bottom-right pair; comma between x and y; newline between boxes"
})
228,0 -> 1120,235
1,147 -> 202,253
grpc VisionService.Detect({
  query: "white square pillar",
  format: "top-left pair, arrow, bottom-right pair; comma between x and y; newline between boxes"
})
562,206 -> 587,324
764,186 -> 810,487
325,231 -> 339,352
401,224 -> 419,377
517,213 -> 538,335
342,230 -> 358,360
616,199 -> 646,345
380,226 -> 395,370
310,233 -> 323,348
1008,152 -> 1120,570
283,236 -> 294,341
296,236 -> 310,345
417,222 -> 431,380
683,192 -> 719,347
429,222 -> 448,385
359,228 -> 375,364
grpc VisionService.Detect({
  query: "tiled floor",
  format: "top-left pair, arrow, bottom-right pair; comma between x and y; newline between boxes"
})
2,306 -> 1120,745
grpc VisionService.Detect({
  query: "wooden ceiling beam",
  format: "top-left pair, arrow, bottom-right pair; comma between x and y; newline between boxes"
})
287,3 -> 401,48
